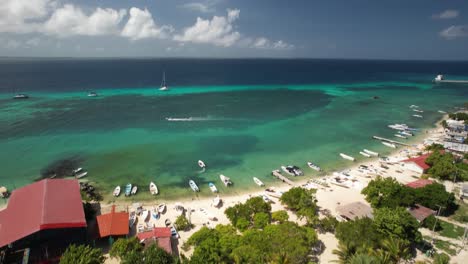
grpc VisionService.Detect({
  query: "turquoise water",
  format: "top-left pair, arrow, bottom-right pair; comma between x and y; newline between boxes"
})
1,80 -> 466,202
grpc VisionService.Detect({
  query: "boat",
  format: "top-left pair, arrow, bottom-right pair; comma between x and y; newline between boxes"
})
158,204 -> 166,213
113,186 -> 121,197
73,168 -> 83,174
340,153 -> 355,161
129,212 -> 136,227
189,180 -> 200,192
170,226 -> 179,238
125,183 -> 132,196
395,134 -> 407,139
409,104 -> 419,108
174,203 -> 184,215
198,160 -> 206,168
359,151 -> 371,158
212,195 -> 221,207
75,171 -> 88,179
412,114 -> 423,118
400,131 -> 413,137
438,110 -> 447,114
131,185 -> 138,195
87,91 -> 98,97
434,75 -> 444,82
220,174 -> 232,186
281,166 -> 295,176
152,207 -> 160,220
281,165 -> 303,176
260,194 -> 270,203
208,182 -> 218,193
149,182 -> 158,195
159,71 -> 169,91
13,94 -> 29,99
253,177 -> 265,187
141,210 -> 149,222
413,109 -> 424,113
382,142 -> 397,148
363,149 -> 379,156
165,219 -> 171,227
388,124 -> 409,131
166,117 -> 193,121
307,162 -> 321,171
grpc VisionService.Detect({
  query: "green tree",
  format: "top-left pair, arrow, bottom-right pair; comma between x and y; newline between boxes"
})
121,250 -> 143,264
109,237 -> 143,259
348,253 -> 380,264
373,207 -> 421,243
143,244 -> 174,264
225,197 -> 271,230
280,187 -> 318,224
422,215 -> 441,230
433,252 -> 450,264
230,245 -> 265,264
271,210 -> 289,223
317,216 -> 339,233
254,212 -> 270,229
379,236 -> 410,263
60,244 -> 105,264
335,217 -> 383,250
332,241 -> 357,264
361,177 -> 415,208
413,183 -> 457,215
175,214 -> 193,231
425,144 -> 445,152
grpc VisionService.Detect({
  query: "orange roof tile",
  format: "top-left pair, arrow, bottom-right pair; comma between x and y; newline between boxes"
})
96,205 -> 129,238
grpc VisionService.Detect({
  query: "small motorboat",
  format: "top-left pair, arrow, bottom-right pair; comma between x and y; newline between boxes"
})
198,160 -> 206,168
13,94 -> 29,99
220,174 -> 232,186
400,131 -> 413,137
75,171 -> 88,179
438,110 -> 446,114
113,186 -> 121,197
141,210 -> 149,222
73,168 -> 83,174
340,153 -> 355,161
149,182 -> 158,195
253,177 -> 265,187
260,194 -> 270,203
363,149 -> 379,156
129,211 -> 136,227
359,151 -> 371,158
208,182 -> 218,193
413,109 -> 424,113
125,183 -> 132,196
281,165 -> 303,176
412,114 -> 423,118
158,204 -> 166,214
382,142 -> 397,148
131,185 -> 138,195
307,162 -> 321,171
395,134 -> 407,139
170,226 -> 179,238
152,207 -> 160,220
174,203 -> 184,215
87,91 -> 98,97
165,218 -> 171,227
212,195 -> 221,207
189,180 -> 200,192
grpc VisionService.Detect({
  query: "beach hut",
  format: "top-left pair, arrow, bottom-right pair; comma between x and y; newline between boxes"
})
401,153 -> 431,174
137,227 -> 174,254
336,202 -> 373,221
96,205 -> 129,241
408,204 -> 436,223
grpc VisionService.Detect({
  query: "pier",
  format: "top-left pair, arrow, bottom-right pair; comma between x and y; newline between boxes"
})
372,136 -> 411,147
272,170 -> 295,185
435,80 -> 468,84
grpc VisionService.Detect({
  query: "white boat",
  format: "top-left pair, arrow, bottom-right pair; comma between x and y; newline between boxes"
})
388,124 -> 409,131
281,165 -> 303,176
409,104 -> 419,108
413,109 -> 424,113
75,171 -> 88,179
129,212 -> 136,227
400,131 -> 413,137
166,117 -> 193,121
359,151 -> 371,158
208,182 -> 218,193
260,194 -> 270,203
198,160 -> 206,168
212,195 -> 221,207
438,110 -> 446,114
113,186 -> 121,197
434,75 -> 444,82
253,177 -> 265,187
382,142 -> 397,148
395,134 -> 407,139
149,182 -> 158,195
125,183 -> 132,196
363,149 -> 379,156
141,210 -> 149,222
189,180 -> 199,192
307,162 -> 321,171
159,71 -> 169,91
412,114 -> 423,118
73,168 -> 83,174
170,226 -> 179,238
281,166 -> 295,176
158,204 -> 166,213
220,174 -> 232,186
131,185 -> 138,195
340,153 -> 355,161
174,203 -> 184,215
152,207 -> 159,220
87,91 -> 98,97
13,94 -> 29,99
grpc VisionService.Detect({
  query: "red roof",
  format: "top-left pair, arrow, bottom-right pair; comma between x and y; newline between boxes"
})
0,179 -> 86,247
137,227 -> 172,254
408,204 -> 436,222
96,205 -> 129,238
402,153 -> 431,171
406,179 -> 433,189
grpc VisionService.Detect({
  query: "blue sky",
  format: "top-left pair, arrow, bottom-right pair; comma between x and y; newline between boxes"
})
0,0 -> 467,60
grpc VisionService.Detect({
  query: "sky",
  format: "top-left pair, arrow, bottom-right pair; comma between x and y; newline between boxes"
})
0,0 -> 467,60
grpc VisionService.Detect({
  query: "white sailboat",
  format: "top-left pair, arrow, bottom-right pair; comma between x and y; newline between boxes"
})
149,182 -> 158,195
159,71 -> 169,91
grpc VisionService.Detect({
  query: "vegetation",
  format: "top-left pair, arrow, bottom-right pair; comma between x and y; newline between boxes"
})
426,152 -> 458,181
109,237 -> 143,259
110,238 -> 176,263
448,112 -> 468,122
412,183 -> 457,215
421,215 -> 441,231
279,187 -> 318,224
335,217 -> 383,250
224,196 -> 271,231
433,252 -> 451,264
438,220 -> 465,239
450,202 -> 468,223
361,177 -> 415,208
271,210 -> 289,223
317,215 -> 339,233
373,207 -> 421,243
175,214 -> 194,231
60,244 -> 105,264
425,143 -> 445,152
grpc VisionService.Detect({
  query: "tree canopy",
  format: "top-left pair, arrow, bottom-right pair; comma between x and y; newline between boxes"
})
361,177 -> 415,208
60,244 -> 105,264
224,196 -> 271,231
426,152 -> 457,180
335,217 -> 383,250
109,237 -> 143,259
279,187 -> 318,224
373,207 -> 421,243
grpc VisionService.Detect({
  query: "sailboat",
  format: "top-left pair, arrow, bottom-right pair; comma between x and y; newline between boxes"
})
159,71 -> 169,91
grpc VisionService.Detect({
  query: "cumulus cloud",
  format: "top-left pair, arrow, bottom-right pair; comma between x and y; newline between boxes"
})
43,5 -> 126,37
252,37 -> 294,50
121,7 -> 173,40
432,9 -> 459,19
0,0 -> 54,33
174,9 -> 241,47
179,0 -> 222,13
440,25 -> 468,39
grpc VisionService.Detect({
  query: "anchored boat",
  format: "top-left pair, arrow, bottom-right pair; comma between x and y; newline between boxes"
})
340,153 -> 355,161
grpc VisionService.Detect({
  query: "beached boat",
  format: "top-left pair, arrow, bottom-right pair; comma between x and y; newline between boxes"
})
363,149 -> 379,156
125,184 -> 132,196
170,226 -> 179,238
152,207 -> 160,220
129,212 -> 136,227
307,162 -> 321,171
220,174 -> 232,186
165,219 -> 171,227
382,142 -> 397,148
75,171 -> 88,179
281,166 -> 295,176
141,210 -> 149,222
260,194 -> 270,203
395,134 -> 407,139
208,182 -> 218,193
13,94 -> 29,99
340,153 -> 355,161
359,151 -> 371,158
268,191 -> 283,198
174,203 -> 185,215
189,180 -> 200,192
149,182 -> 158,195
412,114 -> 423,118
158,204 -> 166,213
131,185 -> 138,195
159,71 -> 169,91
198,160 -> 206,168
253,177 -> 265,186
213,195 -> 221,207
113,186 -> 121,197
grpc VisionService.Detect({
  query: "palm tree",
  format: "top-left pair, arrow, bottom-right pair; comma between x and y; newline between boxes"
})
380,236 -> 410,263
332,242 -> 357,264
348,253 -> 379,264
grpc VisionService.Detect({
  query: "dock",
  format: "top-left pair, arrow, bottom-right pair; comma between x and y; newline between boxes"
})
272,170 -> 295,185
372,136 -> 411,147
435,80 -> 468,84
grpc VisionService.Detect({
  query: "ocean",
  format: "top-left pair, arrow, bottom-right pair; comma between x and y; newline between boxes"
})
0,58 -> 467,201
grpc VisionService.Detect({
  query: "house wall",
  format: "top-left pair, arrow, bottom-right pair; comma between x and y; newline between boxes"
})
402,162 -> 424,174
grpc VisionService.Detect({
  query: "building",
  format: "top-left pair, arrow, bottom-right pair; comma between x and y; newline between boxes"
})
137,227 -> 173,254
401,153 -> 432,174
336,202 -> 373,221
408,204 -> 436,223
405,179 -> 433,189
96,205 -> 129,239
0,179 -> 87,262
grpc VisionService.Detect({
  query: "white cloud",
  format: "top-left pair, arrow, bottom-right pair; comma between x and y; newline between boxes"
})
121,7 -> 173,40
0,0 -> 55,33
432,9 -> 459,19
252,37 -> 294,50
25,37 -> 41,47
179,0 -> 221,13
440,25 -> 468,39
43,4 -> 126,37
174,9 -> 241,47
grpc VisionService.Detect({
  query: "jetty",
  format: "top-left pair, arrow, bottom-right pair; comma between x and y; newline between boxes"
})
434,75 -> 468,84
272,170 -> 294,186
372,136 -> 410,147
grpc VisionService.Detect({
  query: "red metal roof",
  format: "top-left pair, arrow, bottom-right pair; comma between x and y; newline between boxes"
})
408,204 -> 436,222
96,205 -> 129,238
137,227 -> 172,254
0,179 -> 86,247
402,153 -> 431,171
405,179 -> 433,189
